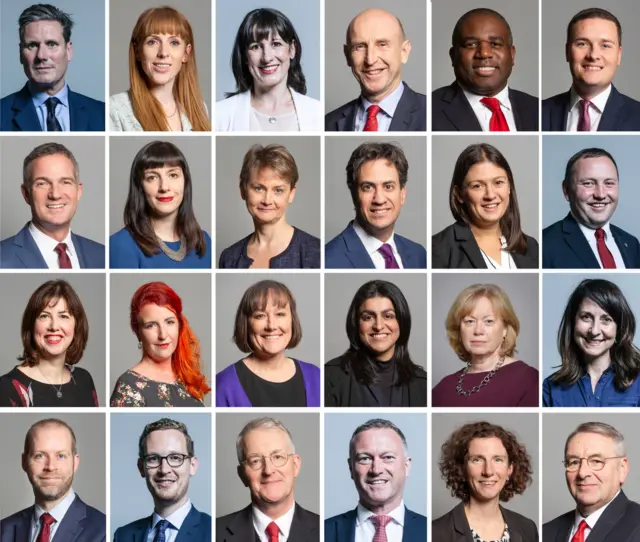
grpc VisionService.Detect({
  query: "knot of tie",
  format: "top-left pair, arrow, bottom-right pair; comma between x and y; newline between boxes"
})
367,104 -> 381,118
363,104 -> 381,132
54,242 -> 72,269
371,515 -> 393,542
595,228 -> 605,241
571,520 -> 589,542
40,513 -> 56,527
480,97 -> 509,131
154,519 -> 172,542
46,96 -> 61,114
480,96 -> 501,112
378,243 -> 399,269
36,513 -> 56,542
266,521 -> 280,542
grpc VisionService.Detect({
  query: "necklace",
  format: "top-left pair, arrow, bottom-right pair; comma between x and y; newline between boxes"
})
456,356 -> 505,397
479,236 -> 512,269
36,366 -> 65,399
163,101 -> 178,118
157,236 -> 187,261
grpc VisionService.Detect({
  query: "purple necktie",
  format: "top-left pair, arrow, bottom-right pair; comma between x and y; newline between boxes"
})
378,243 -> 399,269
578,100 -> 591,132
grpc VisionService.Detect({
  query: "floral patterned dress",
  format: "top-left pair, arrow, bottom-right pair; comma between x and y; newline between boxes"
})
109,369 -> 204,407
471,524 -> 511,542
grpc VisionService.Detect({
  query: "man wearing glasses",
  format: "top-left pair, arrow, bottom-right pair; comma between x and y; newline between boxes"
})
113,418 -> 211,541
543,422 -> 640,541
216,417 -> 319,541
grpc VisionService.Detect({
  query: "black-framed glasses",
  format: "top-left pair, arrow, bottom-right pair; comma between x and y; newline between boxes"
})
143,453 -> 192,468
562,456 -> 624,472
243,453 -> 295,471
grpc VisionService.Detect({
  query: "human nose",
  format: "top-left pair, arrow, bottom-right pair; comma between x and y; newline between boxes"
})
592,182 -> 605,199
372,315 -> 384,331
157,174 -> 169,192
262,456 -> 275,475
589,319 -> 602,336
473,321 -> 485,335
576,458 -> 592,478
48,182 -> 61,199
483,184 -> 496,200
47,315 -> 61,331
475,41 -> 493,58
156,40 -> 169,58
157,456 -> 172,473
156,324 -> 168,340
369,456 -> 384,474
261,44 -> 274,63
36,44 -> 49,60
482,460 -> 495,476
372,186 -> 385,203
365,44 -> 377,66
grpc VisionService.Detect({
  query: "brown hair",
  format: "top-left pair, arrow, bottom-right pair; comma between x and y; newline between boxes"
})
23,142 -> 79,186
239,144 -> 299,198
24,418 -> 78,456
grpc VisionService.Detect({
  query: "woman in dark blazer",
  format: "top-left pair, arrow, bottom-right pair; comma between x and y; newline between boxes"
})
432,143 -> 538,269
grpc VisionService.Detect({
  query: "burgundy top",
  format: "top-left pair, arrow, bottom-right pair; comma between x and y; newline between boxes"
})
432,360 -> 539,407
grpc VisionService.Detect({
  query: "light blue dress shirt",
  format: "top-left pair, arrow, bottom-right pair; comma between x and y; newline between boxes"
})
28,82 -> 70,131
145,500 -> 192,542
353,81 -> 405,131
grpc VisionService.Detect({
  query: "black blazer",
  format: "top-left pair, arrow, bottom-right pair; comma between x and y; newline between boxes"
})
432,502 -> 538,542
432,82 -> 539,131
543,491 -> 640,542
432,222 -> 539,269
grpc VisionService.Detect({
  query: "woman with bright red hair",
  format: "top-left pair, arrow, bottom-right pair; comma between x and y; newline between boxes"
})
110,282 -> 210,406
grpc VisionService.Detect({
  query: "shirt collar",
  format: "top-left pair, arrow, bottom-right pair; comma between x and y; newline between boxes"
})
575,216 -> 613,241
462,85 -> 513,111
352,219 -> 397,257
356,500 -> 405,527
28,82 -> 70,108
28,222 -> 76,257
574,489 -> 620,529
360,81 -> 405,118
569,84 -> 612,113
252,502 -> 296,539
151,500 -> 192,531
34,489 -> 76,526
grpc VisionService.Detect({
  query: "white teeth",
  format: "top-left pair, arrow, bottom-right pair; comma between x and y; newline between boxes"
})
371,334 -> 389,339
584,66 -> 602,70
47,204 -> 64,209
477,67 -> 496,72
370,480 -> 386,484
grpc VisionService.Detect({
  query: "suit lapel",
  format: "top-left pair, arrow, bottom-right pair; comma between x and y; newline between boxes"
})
453,223 -> 486,268
389,85 -> 421,131
561,214 -> 600,268
14,224 -> 48,268
176,507 -> 201,542
14,507 -> 33,542
439,83 -> 482,131
225,505 -> 255,541
11,85 -> 42,131
552,92 -> 571,131
598,86 -> 622,132
451,502 -> 474,542
509,89 -> 525,131
71,233 -> 86,269
610,226 -> 632,268
52,495 -> 85,542
394,236 -> 413,268
337,101 -> 357,131
554,514 -> 573,542
68,89 -> 87,131
587,492 -> 627,542
289,504 -> 318,542
342,224 -> 375,268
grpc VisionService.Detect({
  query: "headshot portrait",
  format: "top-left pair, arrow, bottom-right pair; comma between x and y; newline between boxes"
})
432,413 -> 539,542
111,413 -> 211,541
216,136 -> 321,269
0,137 -> 105,269
215,274 -> 320,408
324,414 -> 427,542
109,0 -> 211,131
109,274 -> 211,407
432,1 -> 539,132
542,414 -> 640,540
542,136 -> 640,269
215,0 -> 321,132
0,413 -> 106,542
109,136 -> 212,269
216,413 -> 319,541
324,138 -> 427,269
542,2 -> 640,131
431,136 -> 539,269
431,274 -> 539,407
324,274 -> 427,407
0,1 -> 105,131
542,275 -> 640,407
325,0 -> 426,132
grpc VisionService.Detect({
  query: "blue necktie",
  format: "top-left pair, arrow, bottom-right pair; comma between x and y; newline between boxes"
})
46,97 -> 62,131
154,519 -> 171,542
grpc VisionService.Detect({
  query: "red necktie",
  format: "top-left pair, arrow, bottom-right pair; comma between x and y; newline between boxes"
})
578,100 -> 591,132
36,513 -> 56,542
595,229 -> 616,268
480,97 -> 510,131
266,521 -> 279,542
55,242 -> 72,269
371,515 -> 393,542
363,105 -> 381,132
571,520 -> 589,542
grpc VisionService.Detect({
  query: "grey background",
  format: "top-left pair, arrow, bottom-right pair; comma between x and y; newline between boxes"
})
542,0 -> 640,99
0,412 -> 106,517
215,273 -> 320,373
108,136 -> 211,237
542,135 -> 640,238
110,412 -> 211,539
543,412 -> 640,522
215,136 -> 321,265
432,412 -> 539,524
215,0 -> 320,101
324,413 -> 427,518
109,273 -> 212,406
0,136 -> 106,244
109,0 -> 211,110
431,135 -> 539,240
542,274 -> 640,379
324,273 -> 427,368
0,0 -> 105,101
431,0 -> 539,96
325,135 -> 427,246
0,274 -> 106,405
431,273 -> 539,387
215,412 -> 319,516
324,0 -> 427,113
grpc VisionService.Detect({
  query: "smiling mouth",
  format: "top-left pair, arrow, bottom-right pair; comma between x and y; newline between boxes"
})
369,208 -> 391,215
363,68 -> 385,77
583,66 -> 603,71
46,203 -> 66,209
474,66 -> 498,75
260,65 -> 279,75
370,333 -> 391,340
482,203 -> 500,210
262,335 -> 284,341
45,335 -> 63,344
156,342 -> 171,349
588,202 -> 609,209
156,479 -> 176,487
157,197 -> 174,202
153,63 -> 172,72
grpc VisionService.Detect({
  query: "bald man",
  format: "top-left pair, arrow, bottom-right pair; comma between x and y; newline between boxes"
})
325,8 -> 426,132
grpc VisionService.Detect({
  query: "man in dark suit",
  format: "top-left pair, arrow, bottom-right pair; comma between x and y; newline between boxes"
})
217,417 -> 319,541
0,418 -> 106,542
325,142 -> 426,269
325,8 -> 426,132
113,418 -> 211,541
543,147 -> 640,269
543,421 -> 640,542
0,142 -> 104,269
0,4 -> 104,131
542,8 -> 640,132
432,8 -> 538,132
325,419 -> 427,542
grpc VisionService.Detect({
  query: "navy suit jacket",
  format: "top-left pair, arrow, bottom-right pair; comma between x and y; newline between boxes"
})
0,494 -> 105,542
542,85 -> 640,131
432,82 -> 539,131
325,223 -> 427,269
542,213 -> 640,269
0,224 -> 105,269
325,506 -> 427,542
113,505 -> 211,542
325,83 -> 426,131
0,84 -> 105,131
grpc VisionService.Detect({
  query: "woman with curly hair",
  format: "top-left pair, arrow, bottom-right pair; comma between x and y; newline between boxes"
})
433,421 -> 538,542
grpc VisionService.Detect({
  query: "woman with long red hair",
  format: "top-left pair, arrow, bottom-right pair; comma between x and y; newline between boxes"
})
110,282 -> 209,406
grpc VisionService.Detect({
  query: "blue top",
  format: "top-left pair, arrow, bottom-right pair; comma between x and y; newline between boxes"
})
543,367 -> 640,407
110,228 -> 212,269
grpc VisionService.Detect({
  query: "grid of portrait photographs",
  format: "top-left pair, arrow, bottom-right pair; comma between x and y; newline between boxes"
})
1,0 -> 639,541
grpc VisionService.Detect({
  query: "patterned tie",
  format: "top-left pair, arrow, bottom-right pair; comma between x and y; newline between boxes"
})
55,243 -> 72,269
363,105 -> 381,132
154,519 -> 171,542
480,97 -> 509,131
371,515 -> 393,542
571,520 -> 589,542
378,243 -> 399,269
36,513 -> 56,542
46,97 -> 63,131
578,100 -> 591,132
595,229 -> 616,268
266,521 -> 279,542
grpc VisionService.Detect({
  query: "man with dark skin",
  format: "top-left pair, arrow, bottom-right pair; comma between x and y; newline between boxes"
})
432,8 -> 538,131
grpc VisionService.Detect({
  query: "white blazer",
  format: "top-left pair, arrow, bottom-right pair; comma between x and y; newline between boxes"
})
109,92 -> 198,131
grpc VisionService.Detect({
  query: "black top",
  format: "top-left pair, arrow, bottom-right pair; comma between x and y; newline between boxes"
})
110,369 -> 204,407
0,365 -> 98,407
235,359 -> 307,407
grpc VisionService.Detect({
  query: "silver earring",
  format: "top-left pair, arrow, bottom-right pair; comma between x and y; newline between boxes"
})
138,342 -> 142,349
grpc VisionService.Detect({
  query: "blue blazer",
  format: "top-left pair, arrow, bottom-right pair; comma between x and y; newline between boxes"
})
542,213 -> 640,269
0,224 -> 105,269
325,222 -> 426,269
0,494 -> 105,542
542,85 -> 640,131
325,506 -> 427,542
113,506 -> 211,542
0,84 -> 105,131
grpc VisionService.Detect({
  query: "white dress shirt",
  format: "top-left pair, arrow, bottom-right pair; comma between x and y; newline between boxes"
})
30,490 -> 76,542
28,222 -> 80,269
355,501 -> 405,542
478,236 -> 517,269
145,500 -> 192,542
565,85 -> 611,132
352,220 -> 404,269
253,503 -> 296,542
353,82 -> 405,132
462,86 -> 517,131
567,490 -> 620,541
577,220 -> 626,269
